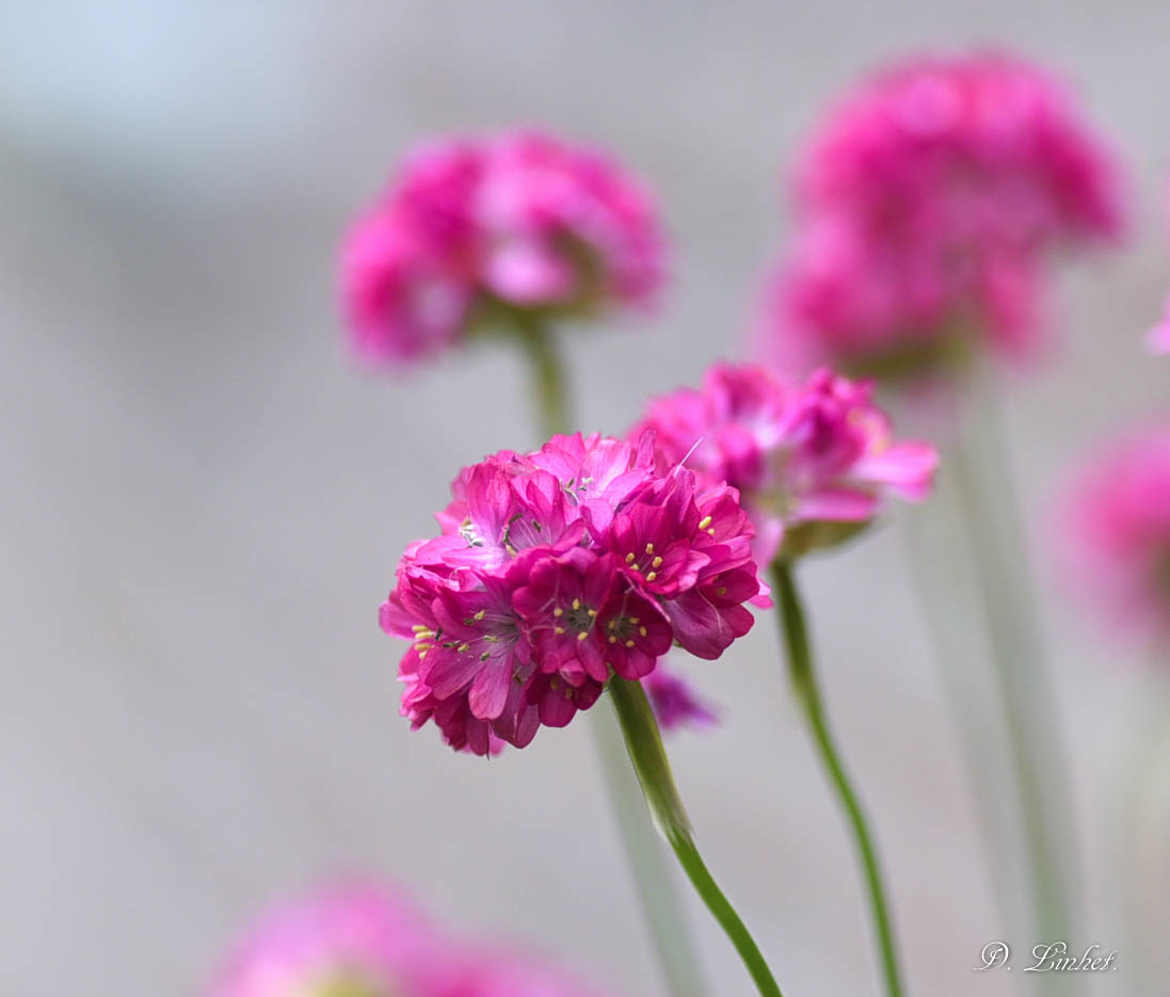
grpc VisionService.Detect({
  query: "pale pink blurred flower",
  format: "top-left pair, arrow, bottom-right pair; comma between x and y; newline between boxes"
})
1058,423 -> 1170,643
380,432 -> 759,754
210,881 -> 606,997
633,363 -> 937,566
341,130 -> 665,368
761,51 -> 1124,382
1148,314 -> 1170,355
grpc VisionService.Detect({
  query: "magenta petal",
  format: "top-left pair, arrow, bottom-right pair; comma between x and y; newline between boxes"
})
468,659 -> 512,720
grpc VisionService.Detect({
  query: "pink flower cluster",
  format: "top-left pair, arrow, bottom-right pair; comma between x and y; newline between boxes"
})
761,51 -> 1124,379
380,433 -> 759,755
634,364 -> 937,566
211,881 -> 604,997
342,130 -> 665,367
1058,423 -> 1170,642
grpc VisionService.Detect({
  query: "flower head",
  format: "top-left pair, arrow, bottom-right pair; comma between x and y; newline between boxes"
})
342,131 -> 665,368
1057,423 -> 1170,644
633,363 -> 937,565
380,433 -> 759,754
760,51 -> 1124,382
210,881 -> 603,996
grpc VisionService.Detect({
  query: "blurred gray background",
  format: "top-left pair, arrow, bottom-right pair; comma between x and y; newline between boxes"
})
3,2 -> 1169,994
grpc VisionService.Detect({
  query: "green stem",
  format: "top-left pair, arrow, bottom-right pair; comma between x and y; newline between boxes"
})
515,315 -> 571,440
950,401 -> 1078,951
608,676 -> 785,997
770,561 -> 905,997
515,320 -> 708,997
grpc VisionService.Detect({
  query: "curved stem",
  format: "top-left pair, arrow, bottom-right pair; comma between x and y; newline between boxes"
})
515,320 -> 708,996
771,561 -> 905,997
608,676 -> 785,997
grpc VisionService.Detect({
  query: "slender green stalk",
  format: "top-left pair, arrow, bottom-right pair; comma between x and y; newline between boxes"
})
608,676 -> 785,997
770,561 -> 904,997
949,395 -> 1078,952
515,320 -> 708,997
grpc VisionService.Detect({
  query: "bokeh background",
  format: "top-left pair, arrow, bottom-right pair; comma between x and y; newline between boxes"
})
4,2 -> 1169,994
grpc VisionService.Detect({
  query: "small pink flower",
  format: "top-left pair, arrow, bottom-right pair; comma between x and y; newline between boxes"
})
644,664 -> 719,732
1057,423 -> 1170,643
210,881 -> 604,996
633,363 -> 937,565
760,51 -> 1124,381
342,130 -> 665,368
380,433 -> 760,754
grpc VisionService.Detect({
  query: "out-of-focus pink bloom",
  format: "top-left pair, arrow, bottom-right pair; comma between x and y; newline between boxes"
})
342,130 -> 665,368
644,664 -> 719,731
211,881 -> 605,996
1057,423 -> 1170,643
633,363 -> 937,565
380,433 -> 760,755
1148,313 -> 1170,355
761,51 -> 1124,381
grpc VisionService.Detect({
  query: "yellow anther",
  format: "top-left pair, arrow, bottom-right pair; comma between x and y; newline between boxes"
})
553,607 -> 563,617
651,556 -> 663,568
645,542 -> 655,554
572,598 -> 581,611
707,528 -> 716,535
577,631 -> 589,642
629,617 -> 639,624
554,626 -> 566,635
587,608 -> 597,617
698,515 -> 712,530
625,640 -> 635,648
646,571 -> 658,582
608,636 -> 617,644
457,642 -> 470,653
473,609 -> 486,621
625,552 -> 635,564
639,626 -> 648,637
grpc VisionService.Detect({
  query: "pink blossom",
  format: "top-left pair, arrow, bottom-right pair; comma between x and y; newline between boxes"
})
761,51 -> 1124,381
1057,423 -> 1170,643
342,131 -> 665,368
210,881 -> 604,996
380,433 -> 760,754
633,363 -> 937,565
645,664 -> 719,731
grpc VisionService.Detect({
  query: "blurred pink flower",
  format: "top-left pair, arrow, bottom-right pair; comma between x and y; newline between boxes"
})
379,433 -> 759,755
760,51 -> 1124,381
644,664 -> 719,731
211,881 -> 605,996
633,363 -> 937,565
341,130 -> 665,367
1058,423 -> 1170,643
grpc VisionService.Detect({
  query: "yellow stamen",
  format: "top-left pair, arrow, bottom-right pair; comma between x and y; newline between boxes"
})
639,626 -> 647,637
646,571 -> 658,582
572,598 -> 581,611
555,626 -> 566,635
608,636 -> 617,644
645,542 -> 655,554
577,631 -> 588,642
553,607 -> 563,617
651,556 -> 663,568
625,640 -> 635,648
698,515 -> 712,530
625,552 -> 635,564
473,609 -> 486,621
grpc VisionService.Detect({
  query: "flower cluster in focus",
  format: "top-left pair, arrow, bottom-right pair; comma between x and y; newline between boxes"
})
634,364 -> 937,566
1058,423 -> 1170,643
380,433 -> 759,754
342,130 -> 665,367
761,51 -> 1124,382
211,881 -> 604,997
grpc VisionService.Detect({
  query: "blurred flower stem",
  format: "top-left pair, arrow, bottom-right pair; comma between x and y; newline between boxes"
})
770,560 -> 905,997
950,388 -> 1076,950
949,375 -> 1080,959
608,675 -> 785,997
517,320 -> 709,997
